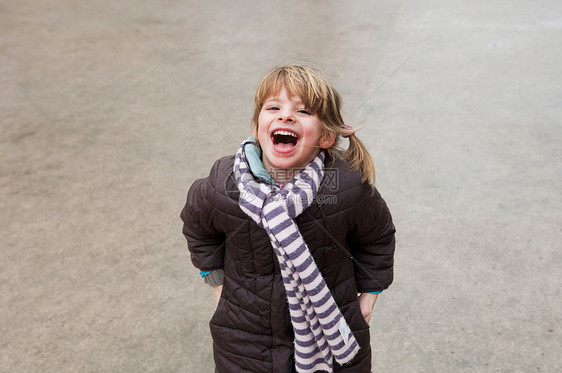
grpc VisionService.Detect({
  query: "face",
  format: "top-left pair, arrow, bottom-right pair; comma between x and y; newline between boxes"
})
253,87 -> 335,173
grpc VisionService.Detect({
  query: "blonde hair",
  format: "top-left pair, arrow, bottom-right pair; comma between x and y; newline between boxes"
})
252,64 -> 376,184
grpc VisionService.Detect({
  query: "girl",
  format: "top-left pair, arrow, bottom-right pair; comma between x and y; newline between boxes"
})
181,65 -> 395,373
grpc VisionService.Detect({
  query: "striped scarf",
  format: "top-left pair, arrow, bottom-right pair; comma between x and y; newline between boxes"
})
233,141 -> 359,373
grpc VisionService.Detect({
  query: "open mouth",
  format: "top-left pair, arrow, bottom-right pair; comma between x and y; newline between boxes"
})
271,130 -> 299,152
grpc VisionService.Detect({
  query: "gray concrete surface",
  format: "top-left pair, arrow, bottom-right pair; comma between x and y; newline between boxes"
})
2,0 -> 561,372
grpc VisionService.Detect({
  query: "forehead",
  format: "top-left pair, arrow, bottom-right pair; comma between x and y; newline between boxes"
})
264,87 -> 304,103
257,74 -> 322,114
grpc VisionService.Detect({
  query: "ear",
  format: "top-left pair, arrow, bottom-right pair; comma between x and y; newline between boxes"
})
252,125 -> 258,140
318,130 -> 336,149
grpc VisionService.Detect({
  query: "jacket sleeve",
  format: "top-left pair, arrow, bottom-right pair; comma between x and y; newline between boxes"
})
347,183 -> 396,293
180,159 -> 226,271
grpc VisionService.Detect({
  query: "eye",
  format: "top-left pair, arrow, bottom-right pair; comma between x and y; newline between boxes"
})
265,106 -> 279,111
297,109 -> 311,115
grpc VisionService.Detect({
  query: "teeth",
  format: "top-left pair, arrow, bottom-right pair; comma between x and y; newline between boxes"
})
273,130 -> 298,137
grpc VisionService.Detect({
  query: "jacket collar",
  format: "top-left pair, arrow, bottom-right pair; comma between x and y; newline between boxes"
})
242,136 -> 276,185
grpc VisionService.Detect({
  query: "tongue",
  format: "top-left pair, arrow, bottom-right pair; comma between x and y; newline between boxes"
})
275,142 -> 295,151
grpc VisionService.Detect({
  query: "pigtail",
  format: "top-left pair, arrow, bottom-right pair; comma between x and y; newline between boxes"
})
342,133 -> 376,185
326,123 -> 376,185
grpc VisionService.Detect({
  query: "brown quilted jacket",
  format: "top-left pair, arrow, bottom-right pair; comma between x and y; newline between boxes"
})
181,155 -> 395,372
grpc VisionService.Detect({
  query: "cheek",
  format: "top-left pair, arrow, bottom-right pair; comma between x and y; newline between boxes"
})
305,120 -> 325,141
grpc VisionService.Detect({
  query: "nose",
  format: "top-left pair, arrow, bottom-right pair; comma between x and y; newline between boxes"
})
277,112 -> 294,123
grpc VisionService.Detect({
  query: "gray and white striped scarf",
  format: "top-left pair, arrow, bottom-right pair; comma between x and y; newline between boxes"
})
233,140 -> 359,373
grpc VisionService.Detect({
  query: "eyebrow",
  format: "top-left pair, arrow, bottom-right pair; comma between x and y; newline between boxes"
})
264,96 -> 304,104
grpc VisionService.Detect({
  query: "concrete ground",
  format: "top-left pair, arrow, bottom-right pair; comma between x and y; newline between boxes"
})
1,0 -> 561,372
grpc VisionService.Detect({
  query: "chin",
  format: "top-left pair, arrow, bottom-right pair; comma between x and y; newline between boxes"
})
269,159 -> 296,169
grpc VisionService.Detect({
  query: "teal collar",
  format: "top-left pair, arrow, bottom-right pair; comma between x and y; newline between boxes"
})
242,136 -> 276,185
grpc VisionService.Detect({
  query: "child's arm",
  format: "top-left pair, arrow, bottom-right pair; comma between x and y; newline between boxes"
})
213,284 -> 223,310
181,180 -> 226,271
348,184 -> 396,294
358,292 -> 378,323
180,160 -> 228,281
202,270 -> 224,307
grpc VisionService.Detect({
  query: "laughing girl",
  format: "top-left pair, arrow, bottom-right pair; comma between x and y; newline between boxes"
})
181,64 -> 395,373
